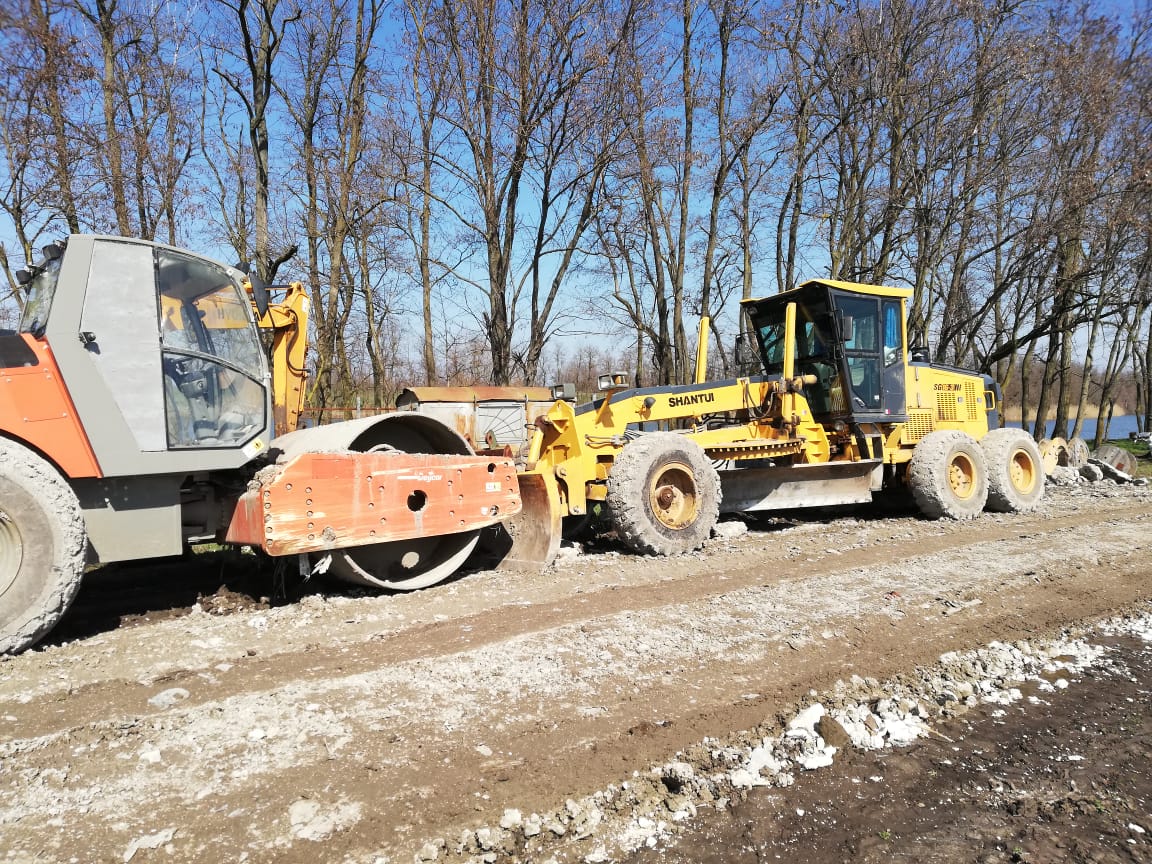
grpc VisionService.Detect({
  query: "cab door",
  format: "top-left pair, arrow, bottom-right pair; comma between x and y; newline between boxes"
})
831,291 -> 907,423
51,236 -> 272,477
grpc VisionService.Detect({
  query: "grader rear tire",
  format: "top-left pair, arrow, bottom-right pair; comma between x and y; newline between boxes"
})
606,433 -> 720,556
909,430 -> 988,520
981,428 -> 1044,513
0,439 -> 87,654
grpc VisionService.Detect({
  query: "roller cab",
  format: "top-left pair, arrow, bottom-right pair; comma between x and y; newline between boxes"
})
0,236 -> 523,653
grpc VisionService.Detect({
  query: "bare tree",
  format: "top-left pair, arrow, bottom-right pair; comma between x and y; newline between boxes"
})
422,0 -> 627,384
212,0 -> 300,281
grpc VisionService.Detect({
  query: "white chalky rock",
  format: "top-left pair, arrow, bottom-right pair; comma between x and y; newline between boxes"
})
475,828 -> 496,851
664,761 -> 696,782
788,703 -> 826,732
728,768 -> 759,789
712,521 -> 748,539
881,717 -> 923,745
288,799 -> 362,841
147,688 -> 189,710
500,809 -> 522,830
123,827 -> 175,862
799,749 -> 836,771
747,745 -> 782,776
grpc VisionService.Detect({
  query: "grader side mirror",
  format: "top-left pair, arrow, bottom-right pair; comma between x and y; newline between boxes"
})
837,312 -> 854,344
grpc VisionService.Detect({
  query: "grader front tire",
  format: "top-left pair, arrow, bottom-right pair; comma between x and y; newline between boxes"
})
909,430 -> 989,520
606,433 -> 720,556
0,439 -> 88,654
981,428 -> 1044,513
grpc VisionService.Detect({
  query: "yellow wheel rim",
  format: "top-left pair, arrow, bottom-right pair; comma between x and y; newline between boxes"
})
648,462 -> 700,530
1008,448 -> 1037,494
947,452 -> 978,500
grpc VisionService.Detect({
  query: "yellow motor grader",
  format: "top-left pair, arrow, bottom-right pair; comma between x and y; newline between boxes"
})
499,278 -> 1044,566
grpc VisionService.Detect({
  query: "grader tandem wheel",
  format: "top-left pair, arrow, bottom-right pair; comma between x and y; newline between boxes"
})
908,428 -> 1044,520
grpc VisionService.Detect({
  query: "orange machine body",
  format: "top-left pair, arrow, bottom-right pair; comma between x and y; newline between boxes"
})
0,334 -> 100,479
227,450 -> 522,555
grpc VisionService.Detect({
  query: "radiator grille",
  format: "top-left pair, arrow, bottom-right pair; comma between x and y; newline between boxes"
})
903,410 -> 935,444
936,390 -> 958,421
965,381 -> 981,421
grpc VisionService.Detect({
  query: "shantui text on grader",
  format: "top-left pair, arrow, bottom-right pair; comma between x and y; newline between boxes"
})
1,236 -> 1050,652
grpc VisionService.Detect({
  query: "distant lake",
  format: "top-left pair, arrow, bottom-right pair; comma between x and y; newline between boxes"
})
1008,414 -> 1143,442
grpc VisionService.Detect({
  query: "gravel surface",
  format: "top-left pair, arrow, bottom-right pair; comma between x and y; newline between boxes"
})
1,479 -> 1150,863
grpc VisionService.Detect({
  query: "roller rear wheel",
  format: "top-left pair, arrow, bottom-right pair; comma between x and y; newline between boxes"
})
326,530 -> 480,590
287,414 -> 485,591
0,439 -> 87,653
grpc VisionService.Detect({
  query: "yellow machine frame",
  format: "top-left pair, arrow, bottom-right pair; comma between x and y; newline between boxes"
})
518,278 -> 1001,525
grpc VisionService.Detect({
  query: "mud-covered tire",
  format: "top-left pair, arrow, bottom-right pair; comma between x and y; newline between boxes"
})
908,430 -> 988,520
980,428 -> 1044,513
606,432 -> 720,556
0,439 -> 87,654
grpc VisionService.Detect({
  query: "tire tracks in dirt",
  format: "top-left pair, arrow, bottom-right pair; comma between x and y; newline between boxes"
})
1,492 -> 1150,863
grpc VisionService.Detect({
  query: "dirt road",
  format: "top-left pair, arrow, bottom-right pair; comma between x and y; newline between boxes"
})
2,482 -> 1151,864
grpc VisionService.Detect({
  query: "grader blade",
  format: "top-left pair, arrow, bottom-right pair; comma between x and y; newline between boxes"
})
484,471 -> 563,571
719,459 -> 882,513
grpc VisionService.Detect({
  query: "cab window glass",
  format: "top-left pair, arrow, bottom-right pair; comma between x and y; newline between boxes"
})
883,300 -> 902,366
18,255 -> 62,336
157,250 -> 262,377
836,294 -> 882,411
155,249 -> 266,448
758,321 -> 786,373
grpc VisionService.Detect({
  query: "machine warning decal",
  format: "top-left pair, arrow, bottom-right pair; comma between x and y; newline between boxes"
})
668,392 -> 716,408
242,438 -> 266,460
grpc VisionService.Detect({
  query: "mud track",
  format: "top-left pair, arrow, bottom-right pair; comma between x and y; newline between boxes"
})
1,485 -> 1150,863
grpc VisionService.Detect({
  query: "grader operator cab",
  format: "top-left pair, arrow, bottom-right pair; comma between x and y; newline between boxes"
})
501,278 -> 1043,568
0,235 -> 521,654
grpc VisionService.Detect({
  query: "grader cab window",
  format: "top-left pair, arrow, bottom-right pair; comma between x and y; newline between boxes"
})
835,294 -> 882,412
758,320 -> 786,373
156,250 -> 266,448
